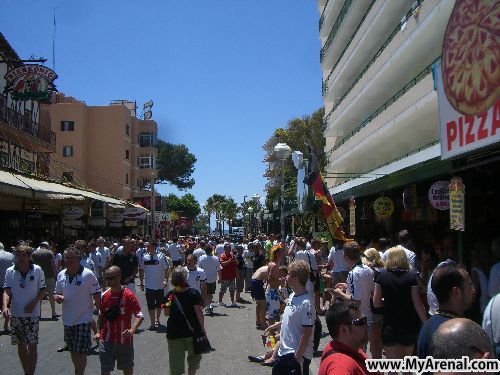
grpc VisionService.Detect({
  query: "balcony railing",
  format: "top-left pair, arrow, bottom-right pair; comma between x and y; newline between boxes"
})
322,0 -> 377,94
318,0 -> 330,31
0,100 -> 56,148
320,0 -> 353,63
324,0 -> 424,116
326,57 -> 438,156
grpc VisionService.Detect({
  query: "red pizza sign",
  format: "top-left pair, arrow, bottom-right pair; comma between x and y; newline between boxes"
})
4,64 -> 58,101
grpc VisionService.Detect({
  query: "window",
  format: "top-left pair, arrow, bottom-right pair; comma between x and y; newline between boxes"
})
125,150 -> 129,160
139,154 -> 155,169
125,124 -> 130,136
139,132 -> 156,147
61,121 -> 74,131
125,173 -> 128,185
62,146 -> 73,157
62,172 -> 73,183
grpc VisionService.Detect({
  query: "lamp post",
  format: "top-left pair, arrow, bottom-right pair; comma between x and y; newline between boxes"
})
273,143 -> 291,247
248,206 -> 254,237
150,172 -> 155,240
252,193 -> 260,234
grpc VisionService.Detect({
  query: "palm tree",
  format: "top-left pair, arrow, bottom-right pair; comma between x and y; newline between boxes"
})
221,197 -> 238,234
205,194 -> 226,236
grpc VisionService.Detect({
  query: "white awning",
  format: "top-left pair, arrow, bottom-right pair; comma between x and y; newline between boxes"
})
0,169 -> 85,200
0,169 -> 128,205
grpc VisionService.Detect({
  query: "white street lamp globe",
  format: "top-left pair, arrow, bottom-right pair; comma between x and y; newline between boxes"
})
248,207 -> 254,213
273,143 -> 292,161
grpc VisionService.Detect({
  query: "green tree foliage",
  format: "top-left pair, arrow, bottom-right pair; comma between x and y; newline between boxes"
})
262,108 -> 326,210
163,193 -> 201,219
192,214 -> 210,235
156,140 -> 196,190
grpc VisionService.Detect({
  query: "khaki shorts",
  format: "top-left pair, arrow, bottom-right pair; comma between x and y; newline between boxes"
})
45,278 -> 55,297
167,337 -> 202,374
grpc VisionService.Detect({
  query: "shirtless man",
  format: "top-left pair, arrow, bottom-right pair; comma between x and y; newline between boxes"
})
251,265 -> 268,329
265,246 -> 285,327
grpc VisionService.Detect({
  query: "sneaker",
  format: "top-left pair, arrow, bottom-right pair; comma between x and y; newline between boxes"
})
230,302 -> 238,307
219,302 -> 226,307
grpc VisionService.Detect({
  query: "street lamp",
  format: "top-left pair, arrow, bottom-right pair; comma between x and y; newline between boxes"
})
248,206 -> 254,236
273,143 -> 291,247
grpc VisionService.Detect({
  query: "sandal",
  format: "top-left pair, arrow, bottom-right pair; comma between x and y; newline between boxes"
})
248,355 -> 265,363
260,361 -> 275,367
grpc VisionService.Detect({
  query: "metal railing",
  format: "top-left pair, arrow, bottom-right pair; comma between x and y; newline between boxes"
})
0,100 -> 56,148
324,0 -> 424,117
326,57 -> 438,156
322,0 -> 376,94
320,0 -> 353,63
319,0 -> 331,31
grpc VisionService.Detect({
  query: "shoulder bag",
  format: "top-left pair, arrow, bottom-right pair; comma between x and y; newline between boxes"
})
173,293 -> 211,355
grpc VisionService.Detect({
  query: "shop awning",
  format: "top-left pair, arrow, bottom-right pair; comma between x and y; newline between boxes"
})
0,169 -> 85,200
329,143 -> 453,202
0,169 -> 128,206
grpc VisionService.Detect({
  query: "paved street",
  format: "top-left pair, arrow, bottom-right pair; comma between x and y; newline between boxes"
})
0,282 -> 330,374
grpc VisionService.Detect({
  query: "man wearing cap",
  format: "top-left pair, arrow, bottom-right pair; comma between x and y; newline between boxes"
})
32,241 -> 57,319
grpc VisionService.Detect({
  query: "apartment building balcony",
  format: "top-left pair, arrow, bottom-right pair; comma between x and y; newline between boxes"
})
326,73 -> 439,187
0,100 -> 56,152
322,0 -> 414,99
319,0 -> 344,39
324,0 -> 454,143
320,0 -> 374,68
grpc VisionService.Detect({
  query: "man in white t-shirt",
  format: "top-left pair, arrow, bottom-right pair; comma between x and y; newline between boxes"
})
168,238 -> 183,266
54,247 -> 100,375
215,241 -> 225,259
96,237 -> 110,269
331,241 -> 376,356
198,247 -> 221,315
193,240 -> 207,264
242,243 -> 254,292
270,260 -> 315,374
3,244 -> 46,375
139,241 -> 169,330
185,254 -> 207,300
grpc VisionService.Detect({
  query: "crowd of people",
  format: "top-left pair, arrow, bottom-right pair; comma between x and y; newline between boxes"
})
0,230 -> 499,374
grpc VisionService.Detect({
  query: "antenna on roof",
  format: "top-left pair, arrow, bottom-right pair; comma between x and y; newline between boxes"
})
52,5 -> 61,70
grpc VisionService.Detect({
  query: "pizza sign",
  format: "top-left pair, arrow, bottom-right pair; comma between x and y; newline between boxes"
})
4,64 -> 58,101
438,0 -> 500,160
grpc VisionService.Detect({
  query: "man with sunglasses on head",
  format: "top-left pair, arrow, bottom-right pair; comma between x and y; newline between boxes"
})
3,244 -> 46,375
96,266 -> 144,375
319,301 -> 377,375
54,247 -> 101,375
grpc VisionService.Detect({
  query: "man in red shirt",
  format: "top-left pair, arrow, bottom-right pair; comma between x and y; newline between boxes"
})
319,301 -> 380,375
96,266 -> 144,375
218,243 -> 238,307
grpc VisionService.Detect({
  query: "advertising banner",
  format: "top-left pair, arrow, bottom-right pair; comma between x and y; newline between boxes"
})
374,196 -> 394,218
349,197 -> 356,236
428,181 -> 450,210
449,177 -> 465,231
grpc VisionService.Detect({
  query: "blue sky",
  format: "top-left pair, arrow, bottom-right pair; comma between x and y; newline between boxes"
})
1,1 -> 323,210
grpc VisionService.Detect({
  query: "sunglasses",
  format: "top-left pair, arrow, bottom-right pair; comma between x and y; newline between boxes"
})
346,316 -> 368,327
105,275 -> 120,281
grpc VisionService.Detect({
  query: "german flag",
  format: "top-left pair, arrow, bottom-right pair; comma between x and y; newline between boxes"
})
304,148 -> 347,241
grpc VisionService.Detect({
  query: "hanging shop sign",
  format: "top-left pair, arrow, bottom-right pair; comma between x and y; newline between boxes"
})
62,217 -> 84,228
107,210 -> 123,223
436,0 -> 500,160
0,138 -> 38,175
374,196 -> 394,218
90,200 -> 106,218
62,206 -> 84,220
349,197 -> 356,236
122,207 -> 147,220
428,181 -> 450,210
449,177 -> 465,231
89,218 -> 106,227
4,64 -> 58,101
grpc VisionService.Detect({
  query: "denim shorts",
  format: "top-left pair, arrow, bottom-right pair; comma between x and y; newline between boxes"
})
99,341 -> 134,372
